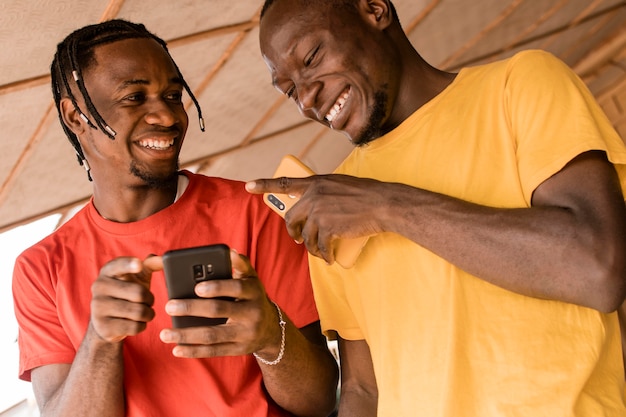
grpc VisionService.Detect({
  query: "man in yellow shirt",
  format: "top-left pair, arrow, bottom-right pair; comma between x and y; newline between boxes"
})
247,0 -> 626,416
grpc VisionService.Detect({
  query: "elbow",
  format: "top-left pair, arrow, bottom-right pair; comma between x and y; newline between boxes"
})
319,392 -> 339,417
296,361 -> 339,417
593,293 -> 624,315
304,380 -> 339,417
597,285 -> 626,314
319,369 -> 340,417
586,259 -> 626,314
568,231 -> 626,313
298,388 -> 338,417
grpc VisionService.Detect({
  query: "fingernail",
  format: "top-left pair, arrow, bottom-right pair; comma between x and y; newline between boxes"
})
129,258 -> 142,270
194,283 -> 209,296
245,182 -> 256,191
165,301 -> 180,314
160,329 -> 172,342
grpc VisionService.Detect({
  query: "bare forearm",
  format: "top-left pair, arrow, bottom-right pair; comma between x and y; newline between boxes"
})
337,390 -> 377,417
379,182 -> 626,311
38,324 -> 125,417
256,320 -> 339,417
336,338 -> 377,417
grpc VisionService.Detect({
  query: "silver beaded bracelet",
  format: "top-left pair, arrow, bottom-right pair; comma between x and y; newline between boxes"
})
253,300 -> 286,366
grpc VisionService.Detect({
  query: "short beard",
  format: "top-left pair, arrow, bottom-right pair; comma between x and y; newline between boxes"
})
352,90 -> 388,147
130,160 -> 179,189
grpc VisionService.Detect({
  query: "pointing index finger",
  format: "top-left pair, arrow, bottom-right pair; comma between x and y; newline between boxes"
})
245,176 -> 310,196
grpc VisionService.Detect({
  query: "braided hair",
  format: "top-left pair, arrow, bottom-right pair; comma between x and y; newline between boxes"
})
50,19 -> 204,181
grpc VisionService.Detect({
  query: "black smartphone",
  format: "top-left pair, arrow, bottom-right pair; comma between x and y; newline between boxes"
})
162,243 -> 232,327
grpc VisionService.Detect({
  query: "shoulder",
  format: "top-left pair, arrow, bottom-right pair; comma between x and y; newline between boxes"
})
182,171 -> 271,217
508,49 -> 562,66
459,50 -> 569,83
484,49 -> 593,109
184,171 -> 256,202
504,49 -> 578,83
185,171 -> 251,196
17,204 -> 91,264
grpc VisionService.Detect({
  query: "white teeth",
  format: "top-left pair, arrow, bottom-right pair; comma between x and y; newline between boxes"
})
139,138 -> 174,150
325,91 -> 349,123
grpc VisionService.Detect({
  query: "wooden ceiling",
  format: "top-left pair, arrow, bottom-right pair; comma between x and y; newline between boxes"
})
1,0 -> 625,232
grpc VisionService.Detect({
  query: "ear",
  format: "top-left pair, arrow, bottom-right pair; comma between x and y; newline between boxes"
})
360,0 -> 394,30
59,97 -> 88,136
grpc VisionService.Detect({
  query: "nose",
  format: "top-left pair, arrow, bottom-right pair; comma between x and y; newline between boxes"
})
144,98 -> 180,127
295,80 -> 323,117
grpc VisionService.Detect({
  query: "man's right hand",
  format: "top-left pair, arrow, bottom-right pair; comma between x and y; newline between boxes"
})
90,256 -> 161,343
246,174 -> 385,264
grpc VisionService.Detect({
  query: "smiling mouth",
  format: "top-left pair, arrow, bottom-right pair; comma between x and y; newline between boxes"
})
325,90 -> 350,125
138,138 -> 175,150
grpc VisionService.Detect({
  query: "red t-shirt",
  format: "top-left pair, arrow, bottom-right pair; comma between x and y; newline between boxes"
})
13,171 -> 318,417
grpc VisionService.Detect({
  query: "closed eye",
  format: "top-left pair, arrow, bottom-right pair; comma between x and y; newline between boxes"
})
305,45 -> 320,67
285,85 -> 296,99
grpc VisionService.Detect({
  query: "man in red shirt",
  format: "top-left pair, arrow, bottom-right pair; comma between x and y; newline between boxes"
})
13,19 -> 338,417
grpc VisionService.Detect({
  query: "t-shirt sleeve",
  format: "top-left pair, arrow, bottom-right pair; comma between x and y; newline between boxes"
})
308,255 -> 363,340
13,245 -> 76,381
505,50 -> 626,203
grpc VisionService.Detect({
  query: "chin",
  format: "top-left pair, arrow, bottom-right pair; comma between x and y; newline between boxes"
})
351,127 -> 381,147
351,90 -> 388,146
131,161 -> 179,189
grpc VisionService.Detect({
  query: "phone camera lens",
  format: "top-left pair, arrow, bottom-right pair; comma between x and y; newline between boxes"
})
268,194 -> 285,211
193,264 -> 205,280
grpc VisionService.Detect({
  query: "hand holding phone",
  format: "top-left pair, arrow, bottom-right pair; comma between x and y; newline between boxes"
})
263,155 -> 369,269
263,155 -> 314,217
163,244 -> 232,327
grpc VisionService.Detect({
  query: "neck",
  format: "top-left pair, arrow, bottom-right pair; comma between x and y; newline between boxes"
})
385,47 -> 457,132
93,173 -> 186,223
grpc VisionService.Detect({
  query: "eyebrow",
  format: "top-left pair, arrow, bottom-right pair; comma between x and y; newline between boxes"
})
115,77 -> 184,93
286,39 -> 300,62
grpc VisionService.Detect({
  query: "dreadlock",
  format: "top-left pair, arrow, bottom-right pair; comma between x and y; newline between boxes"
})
51,19 -> 205,181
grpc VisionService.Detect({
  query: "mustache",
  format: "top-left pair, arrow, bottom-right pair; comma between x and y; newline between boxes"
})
133,125 -> 184,141
144,125 -> 183,135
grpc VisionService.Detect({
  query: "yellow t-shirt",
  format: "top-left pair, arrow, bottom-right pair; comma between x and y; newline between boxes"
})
309,50 -> 626,417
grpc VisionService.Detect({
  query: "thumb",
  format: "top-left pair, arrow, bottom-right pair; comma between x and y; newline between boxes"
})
138,255 -> 163,287
143,254 -> 163,272
229,249 -> 256,279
